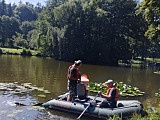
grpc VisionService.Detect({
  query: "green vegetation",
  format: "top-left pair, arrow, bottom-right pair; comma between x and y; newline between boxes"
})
154,71 -> 160,75
0,0 -> 160,118
107,107 -> 160,120
0,82 -> 51,98
0,48 -> 39,56
0,0 -> 160,66
155,89 -> 160,102
146,58 -> 160,63
1,48 -> 23,54
0,48 -> 2,54
88,82 -> 160,120
88,82 -> 145,97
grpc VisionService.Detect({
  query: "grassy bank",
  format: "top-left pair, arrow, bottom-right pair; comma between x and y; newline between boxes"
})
0,47 -> 39,56
1,47 -> 160,63
108,107 -> 160,120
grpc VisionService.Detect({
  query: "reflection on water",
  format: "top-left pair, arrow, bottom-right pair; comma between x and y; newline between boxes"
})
0,55 -> 160,120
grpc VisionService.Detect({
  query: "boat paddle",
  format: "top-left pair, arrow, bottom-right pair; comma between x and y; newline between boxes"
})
15,102 -> 43,106
77,93 -> 99,120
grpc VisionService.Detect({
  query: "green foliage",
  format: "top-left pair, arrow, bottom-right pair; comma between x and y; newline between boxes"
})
139,0 -> 160,41
0,48 -> 2,54
0,1 -> 41,50
45,0 -> 144,65
21,49 -> 32,56
27,29 -> 37,50
155,89 -> 160,102
0,0 -> 160,66
14,4 -> 37,22
0,15 -> 20,47
108,115 -> 121,120
88,82 -> 145,97
129,107 -> 160,120
12,33 -> 28,48
20,21 -> 36,38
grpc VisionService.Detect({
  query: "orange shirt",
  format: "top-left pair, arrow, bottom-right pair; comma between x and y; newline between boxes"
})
106,87 -> 119,101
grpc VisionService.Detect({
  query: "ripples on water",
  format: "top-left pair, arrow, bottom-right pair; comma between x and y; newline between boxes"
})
0,82 -> 93,120
0,83 -> 42,119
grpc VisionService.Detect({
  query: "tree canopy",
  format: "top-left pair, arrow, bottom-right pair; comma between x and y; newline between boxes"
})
0,0 -> 160,66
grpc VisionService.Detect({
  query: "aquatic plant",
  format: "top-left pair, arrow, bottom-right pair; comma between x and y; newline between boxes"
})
0,82 -> 51,98
155,89 -> 160,102
88,82 -> 145,97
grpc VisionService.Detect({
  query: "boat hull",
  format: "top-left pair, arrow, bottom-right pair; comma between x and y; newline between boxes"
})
42,93 -> 143,119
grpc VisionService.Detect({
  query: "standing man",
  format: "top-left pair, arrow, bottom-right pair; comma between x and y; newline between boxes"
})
67,60 -> 82,101
98,79 -> 119,108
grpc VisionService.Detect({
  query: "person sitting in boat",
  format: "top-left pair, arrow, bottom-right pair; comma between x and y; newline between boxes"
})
97,79 -> 119,108
67,60 -> 82,101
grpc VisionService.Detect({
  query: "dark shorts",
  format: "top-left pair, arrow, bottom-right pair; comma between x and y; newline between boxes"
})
100,100 -> 117,108
68,80 -> 77,98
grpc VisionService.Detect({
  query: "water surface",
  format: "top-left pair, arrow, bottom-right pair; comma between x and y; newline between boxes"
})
0,55 -> 159,120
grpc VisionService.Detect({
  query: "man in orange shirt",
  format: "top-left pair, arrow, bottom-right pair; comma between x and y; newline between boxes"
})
98,79 -> 119,108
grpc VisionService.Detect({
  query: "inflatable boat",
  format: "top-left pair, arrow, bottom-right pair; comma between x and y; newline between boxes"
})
42,93 -> 144,119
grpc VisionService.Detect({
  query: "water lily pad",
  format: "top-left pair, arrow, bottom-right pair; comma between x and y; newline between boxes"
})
30,86 -> 39,90
44,90 -> 51,94
0,110 -> 7,114
7,88 -> 14,91
13,110 -> 24,114
7,114 -> 16,117
27,106 -> 44,110
37,87 -> 44,92
88,81 -> 145,97
38,94 -> 46,98
22,83 -> 32,88
12,91 -> 21,94
137,93 -> 143,96
0,87 -> 7,90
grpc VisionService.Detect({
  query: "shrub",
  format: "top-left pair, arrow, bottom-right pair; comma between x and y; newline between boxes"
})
21,49 -> 32,56
0,49 -> 2,54
21,49 -> 27,55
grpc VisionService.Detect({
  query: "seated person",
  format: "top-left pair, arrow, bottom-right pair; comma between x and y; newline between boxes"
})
97,79 -> 119,108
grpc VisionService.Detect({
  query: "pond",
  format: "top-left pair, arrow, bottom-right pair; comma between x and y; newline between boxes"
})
0,55 -> 159,120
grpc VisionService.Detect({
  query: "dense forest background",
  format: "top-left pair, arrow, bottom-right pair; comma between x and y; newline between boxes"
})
0,0 -> 160,65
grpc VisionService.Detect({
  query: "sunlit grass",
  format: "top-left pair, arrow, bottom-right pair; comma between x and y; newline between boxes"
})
1,48 -> 22,54
146,58 -> 160,63
106,105 -> 160,120
0,47 -> 38,55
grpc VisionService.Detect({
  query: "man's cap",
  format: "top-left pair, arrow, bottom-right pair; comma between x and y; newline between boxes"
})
74,60 -> 82,65
105,79 -> 113,84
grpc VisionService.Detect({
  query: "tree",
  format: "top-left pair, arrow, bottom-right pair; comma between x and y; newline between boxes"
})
139,0 -> 160,57
6,3 -> 13,16
91,0 -> 140,65
34,2 -> 43,13
36,0 -> 146,65
27,29 -> 37,49
14,4 -> 37,22
0,15 -> 20,47
20,21 -> 36,39
12,33 -> 28,48
140,0 -> 160,41
0,0 -> 6,16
